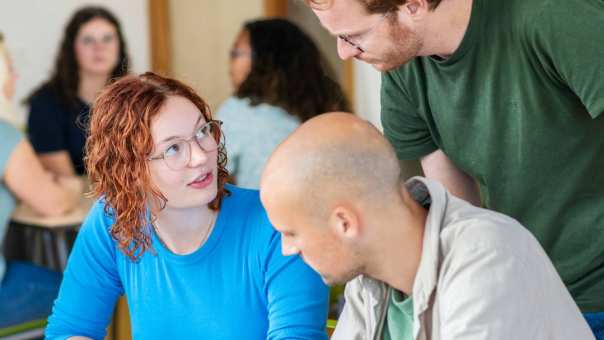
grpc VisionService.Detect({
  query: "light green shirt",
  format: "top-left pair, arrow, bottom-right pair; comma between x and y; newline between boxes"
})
383,290 -> 414,340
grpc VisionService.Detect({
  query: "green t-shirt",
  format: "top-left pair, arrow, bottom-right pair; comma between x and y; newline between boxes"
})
383,290 -> 414,340
381,0 -> 604,312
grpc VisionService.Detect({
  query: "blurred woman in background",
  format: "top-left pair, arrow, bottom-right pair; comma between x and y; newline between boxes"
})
27,6 -> 130,176
217,18 -> 349,189
0,32 -> 82,330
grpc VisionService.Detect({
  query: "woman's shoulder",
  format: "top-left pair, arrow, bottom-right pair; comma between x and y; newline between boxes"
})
28,84 -> 59,103
218,96 -> 292,120
28,85 -> 69,114
78,197 -> 119,246
215,96 -> 250,118
221,184 -> 275,235
222,184 -> 264,215
219,97 -> 299,137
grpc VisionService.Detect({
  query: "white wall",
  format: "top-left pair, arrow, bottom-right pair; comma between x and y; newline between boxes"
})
0,0 -> 150,124
354,60 -> 382,131
354,59 -> 423,177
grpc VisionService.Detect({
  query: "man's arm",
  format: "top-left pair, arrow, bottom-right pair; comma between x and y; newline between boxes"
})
420,149 -> 480,206
528,1 -> 604,119
379,71 -> 478,204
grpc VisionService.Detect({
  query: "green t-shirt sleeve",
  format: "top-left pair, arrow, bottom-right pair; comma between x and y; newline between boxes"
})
528,0 -> 604,119
381,71 -> 438,160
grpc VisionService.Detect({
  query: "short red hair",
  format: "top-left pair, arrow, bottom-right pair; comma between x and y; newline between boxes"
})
85,72 -> 229,260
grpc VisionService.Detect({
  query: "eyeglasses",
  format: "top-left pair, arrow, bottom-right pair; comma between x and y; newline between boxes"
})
148,120 -> 223,171
79,33 -> 117,46
338,13 -> 389,54
229,48 -> 252,59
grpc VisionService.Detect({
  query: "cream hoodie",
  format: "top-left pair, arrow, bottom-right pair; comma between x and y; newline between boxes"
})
332,177 -> 594,340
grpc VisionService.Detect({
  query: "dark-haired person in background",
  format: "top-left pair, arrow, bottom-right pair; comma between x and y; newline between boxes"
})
216,18 -> 349,189
27,6 -> 129,176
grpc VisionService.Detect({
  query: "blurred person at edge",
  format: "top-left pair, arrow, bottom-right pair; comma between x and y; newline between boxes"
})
0,32 -> 83,330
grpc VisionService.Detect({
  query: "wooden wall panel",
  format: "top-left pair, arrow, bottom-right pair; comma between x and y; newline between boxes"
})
264,0 -> 288,17
149,0 -> 171,75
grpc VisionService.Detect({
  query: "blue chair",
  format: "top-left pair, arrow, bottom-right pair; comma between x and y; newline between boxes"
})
0,261 -> 62,339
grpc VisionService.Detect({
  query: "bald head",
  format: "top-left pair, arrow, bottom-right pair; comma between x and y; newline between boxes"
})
261,112 -> 402,218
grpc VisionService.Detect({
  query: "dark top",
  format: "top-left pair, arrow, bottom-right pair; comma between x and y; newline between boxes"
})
27,86 -> 90,175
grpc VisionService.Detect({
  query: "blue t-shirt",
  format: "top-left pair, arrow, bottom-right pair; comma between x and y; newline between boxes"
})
0,120 -> 23,283
216,97 -> 300,189
27,86 -> 89,175
45,185 -> 329,340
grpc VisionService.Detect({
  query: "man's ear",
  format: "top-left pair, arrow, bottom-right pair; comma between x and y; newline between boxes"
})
399,0 -> 430,17
328,204 -> 360,239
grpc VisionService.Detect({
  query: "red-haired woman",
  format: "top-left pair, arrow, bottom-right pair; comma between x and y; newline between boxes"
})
45,73 -> 328,339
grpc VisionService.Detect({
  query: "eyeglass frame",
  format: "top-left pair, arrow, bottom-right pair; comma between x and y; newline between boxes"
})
147,119 -> 223,170
337,12 -> 390,54
229,48 -> 253,59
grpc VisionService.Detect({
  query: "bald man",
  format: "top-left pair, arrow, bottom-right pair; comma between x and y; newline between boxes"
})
260,113 -> 594,340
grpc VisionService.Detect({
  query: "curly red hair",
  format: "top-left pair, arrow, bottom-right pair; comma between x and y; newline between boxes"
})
85,72 -> 229,261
